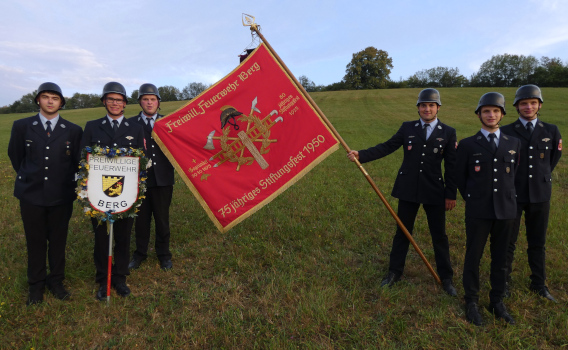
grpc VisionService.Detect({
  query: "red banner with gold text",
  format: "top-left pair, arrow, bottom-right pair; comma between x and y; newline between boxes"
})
153,43 -> 339,232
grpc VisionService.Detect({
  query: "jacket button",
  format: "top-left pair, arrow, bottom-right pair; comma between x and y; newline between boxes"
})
44,177 -> 48,180
46,146 -> 50,149
494,189 -> 498,192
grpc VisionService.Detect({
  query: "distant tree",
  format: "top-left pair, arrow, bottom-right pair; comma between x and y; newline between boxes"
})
406,67 -> 467,88
65,93 -> 102,109
320,81 -> 349,91
128,89 -> 139,105
9,91 -> 38,113
297,75 -> 317,92
158,85 -> 180,102
180,82 -> 209,100
343,47 -> 393,89
470,54 -> 538,87
530,57 -> 568,87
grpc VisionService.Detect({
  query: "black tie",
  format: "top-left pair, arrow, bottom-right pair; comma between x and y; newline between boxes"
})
112,120 -> 119,135
146,117 -> 153,133
488,133 -> 497,154
527,122 -> 534,136
423,123 -> 430,140
46,120 -> 52,137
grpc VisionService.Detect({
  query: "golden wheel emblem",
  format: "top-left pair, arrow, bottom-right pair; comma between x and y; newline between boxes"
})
204,97 -> 283,171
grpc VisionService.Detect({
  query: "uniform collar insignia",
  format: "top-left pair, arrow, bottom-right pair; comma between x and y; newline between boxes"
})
60,124 -> 66,128
124,121 -> 129,126
415,123 -> 419,127
503,135 -> 509,140
437,125 -> 442,129
542,138 -> 550,142
538,122 -> 544,127
102,120 -> 107,124
33,121 -> 39,126
476,136 -> 482,140
508,150 -> 516,155
126,136 -> 134,140
515,124 -> 521,128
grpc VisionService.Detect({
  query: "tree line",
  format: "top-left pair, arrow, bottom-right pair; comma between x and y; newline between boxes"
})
299,48 -> 568,92
0,82 -> 210,114
3,48 -> 567,114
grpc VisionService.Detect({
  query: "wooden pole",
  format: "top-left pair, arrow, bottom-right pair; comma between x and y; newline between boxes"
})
248,23 -> 441,285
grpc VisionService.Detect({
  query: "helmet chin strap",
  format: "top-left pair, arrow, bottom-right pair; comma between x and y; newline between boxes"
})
478,114 -> 503,129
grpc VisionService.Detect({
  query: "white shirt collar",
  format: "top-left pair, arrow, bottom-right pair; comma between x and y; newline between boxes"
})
39,113 -> 60,130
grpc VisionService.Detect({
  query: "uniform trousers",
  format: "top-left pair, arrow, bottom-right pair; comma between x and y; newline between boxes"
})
92,217 -> 133,285
463,217 -> 514,304
506,201 -> 550,287
20,201 -> 73,290
389,199 -> 453,280
132,185 -> 173,261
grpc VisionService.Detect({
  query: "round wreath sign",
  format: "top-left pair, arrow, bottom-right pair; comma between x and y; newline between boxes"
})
76,146 -> 150,223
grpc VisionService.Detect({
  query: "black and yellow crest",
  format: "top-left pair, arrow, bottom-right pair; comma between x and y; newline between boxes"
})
103,175 -> 124,197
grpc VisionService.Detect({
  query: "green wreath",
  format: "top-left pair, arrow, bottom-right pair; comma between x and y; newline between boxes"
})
76,146 -> 149,223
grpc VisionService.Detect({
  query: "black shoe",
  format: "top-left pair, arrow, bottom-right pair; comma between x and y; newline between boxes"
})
128,256 -> 146,270
112,282 -> 131,297
503,282 -> 511,298
380,271 -> 401,288
442,279 -> 457,297
465,302 -> 483,326
160,259 -> 173,270
26,287 -> 44,306
529,285 -> 557,303
47,282 -> 71,300
96,285 -> 108,301
489,301 -> 516,325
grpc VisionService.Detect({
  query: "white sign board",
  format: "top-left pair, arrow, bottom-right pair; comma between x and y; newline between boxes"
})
87,154 -> 140,213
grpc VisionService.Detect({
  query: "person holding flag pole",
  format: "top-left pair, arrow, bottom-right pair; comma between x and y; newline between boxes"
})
241,14 -> 444,288
79,82 -> 145,302
346,89 -> 458,296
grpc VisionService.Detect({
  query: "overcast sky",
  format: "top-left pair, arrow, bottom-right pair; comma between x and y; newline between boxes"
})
2,0 -> 567,107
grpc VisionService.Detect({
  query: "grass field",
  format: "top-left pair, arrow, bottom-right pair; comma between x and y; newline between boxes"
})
0,88 -> 567,349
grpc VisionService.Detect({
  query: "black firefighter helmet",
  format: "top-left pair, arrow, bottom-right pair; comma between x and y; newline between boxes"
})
416,88 -> 441,106
100,81 -> 128,102
220,106 -> 243,130
475,92 -> 506,115
35,82 -> 66,108
138,83 -> 161,101
513,84 -> 543,105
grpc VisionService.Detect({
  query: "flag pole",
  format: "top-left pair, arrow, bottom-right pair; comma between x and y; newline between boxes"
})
106,221 -> 114,303
244,16 -> 441,285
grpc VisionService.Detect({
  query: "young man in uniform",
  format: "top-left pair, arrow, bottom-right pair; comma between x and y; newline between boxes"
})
79,82 -> 145,301
8,82 -> 83,305
501,85 -> 562,302
347,88 -> 458,296
456,92 -> 520,326
128,83 -> 175,271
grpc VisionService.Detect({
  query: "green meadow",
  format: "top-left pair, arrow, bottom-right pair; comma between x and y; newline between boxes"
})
0,88 -> 566,349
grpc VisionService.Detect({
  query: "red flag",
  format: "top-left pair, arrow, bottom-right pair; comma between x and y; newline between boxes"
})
153,43 -> 339,232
